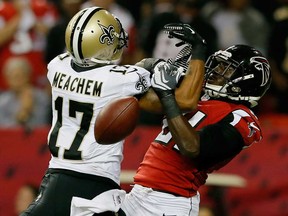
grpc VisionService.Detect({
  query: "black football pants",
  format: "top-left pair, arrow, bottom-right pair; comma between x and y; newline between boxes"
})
20,168 -> 125,216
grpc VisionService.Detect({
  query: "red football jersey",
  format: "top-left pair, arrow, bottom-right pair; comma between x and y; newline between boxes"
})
134,100 -> 262,197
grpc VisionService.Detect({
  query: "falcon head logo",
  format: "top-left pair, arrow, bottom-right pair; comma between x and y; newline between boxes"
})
250,56 -> 271,87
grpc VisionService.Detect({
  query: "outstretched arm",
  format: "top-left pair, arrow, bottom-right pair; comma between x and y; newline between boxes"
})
147,24 -> 207,157
138,58 -> 204,113
175,59 -> 204,111
150,59 -> 200,158
139,23 -> 206,113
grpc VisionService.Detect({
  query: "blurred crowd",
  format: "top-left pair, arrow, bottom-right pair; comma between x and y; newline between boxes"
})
0,0 -> 287,128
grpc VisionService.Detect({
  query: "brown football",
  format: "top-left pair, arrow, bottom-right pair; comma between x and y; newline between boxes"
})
94,96 -> 140,144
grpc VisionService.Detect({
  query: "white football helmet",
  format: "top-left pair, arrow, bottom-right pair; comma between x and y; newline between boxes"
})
65,7 -> 128,66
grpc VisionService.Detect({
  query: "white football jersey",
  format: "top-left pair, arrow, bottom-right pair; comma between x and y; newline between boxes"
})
46,54 -> 151,184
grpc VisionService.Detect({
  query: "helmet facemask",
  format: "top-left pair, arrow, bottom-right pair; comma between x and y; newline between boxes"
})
114,17 -> 128,51
204,52 -> 242,98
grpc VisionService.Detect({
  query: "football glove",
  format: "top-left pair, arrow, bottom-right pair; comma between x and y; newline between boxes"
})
164,23 -> 207,61
151,61 -> 184,98
135,58 -> 165,77
152,62 -> 184,119
167,45 -> 192,72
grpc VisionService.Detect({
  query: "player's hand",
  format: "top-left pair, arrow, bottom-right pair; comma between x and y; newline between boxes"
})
167,45 -> 192,72
135,58 -> 165,76
164,23 -> 206,47
151,62 -> 184,98
164,23 -> 207,60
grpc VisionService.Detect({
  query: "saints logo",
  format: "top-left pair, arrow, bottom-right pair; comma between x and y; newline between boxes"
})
98,23 -> 115,45
135,73 -> 149,92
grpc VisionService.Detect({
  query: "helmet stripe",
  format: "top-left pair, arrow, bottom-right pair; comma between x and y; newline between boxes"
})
70,8 -> 88,58
71,7 -> 103,62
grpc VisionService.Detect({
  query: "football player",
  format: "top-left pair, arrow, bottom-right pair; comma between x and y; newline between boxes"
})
121,24 -> 272,215
20,7 -> 152,216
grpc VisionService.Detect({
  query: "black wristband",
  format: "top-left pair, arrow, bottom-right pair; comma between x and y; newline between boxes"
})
159,92 -> 182,119
191,45 -> 207,61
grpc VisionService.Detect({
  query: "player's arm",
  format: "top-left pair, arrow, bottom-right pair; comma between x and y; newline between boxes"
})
138,23 -> 206,113
195,114 -> 244,170
166,23 -> 207,111
152,77 -> 244,163
138,59 -> 204,113
167,112 -> 244,170
151,69 -> 201,157
137,88 -> 162,113
150,24 -> 241,160
152,64 -> 245,167
175,59 -> 204,111
135,58 -> 163,113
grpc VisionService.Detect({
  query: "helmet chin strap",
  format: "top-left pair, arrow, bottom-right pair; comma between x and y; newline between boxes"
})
204,83 -> 260,107
226,96 -> 259,107
204,83 -> 228,97
73,57 -> 120,67
90,58 -> 114,65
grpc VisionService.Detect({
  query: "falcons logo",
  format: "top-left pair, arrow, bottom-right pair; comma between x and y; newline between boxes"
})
98,23 -> 115,45
250,56 -> 270,86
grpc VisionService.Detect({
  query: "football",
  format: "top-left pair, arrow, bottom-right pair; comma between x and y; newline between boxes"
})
94,96 -> 140,144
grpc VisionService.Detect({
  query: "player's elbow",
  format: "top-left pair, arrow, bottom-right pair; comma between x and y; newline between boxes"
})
179,140 -> 200,158
181,147 -> 200,158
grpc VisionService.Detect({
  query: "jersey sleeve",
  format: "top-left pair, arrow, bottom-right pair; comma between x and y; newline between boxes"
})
197,109 -> 262,171
46,58 -> 54,83
122,65 -> 151,96
197,115 -> 244,171
47,53 -> 70,84
229,109 -> 262,147
46,55 -> 60,83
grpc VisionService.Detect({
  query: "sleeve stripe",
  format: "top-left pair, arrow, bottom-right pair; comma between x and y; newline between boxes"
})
230,109 -> 250,126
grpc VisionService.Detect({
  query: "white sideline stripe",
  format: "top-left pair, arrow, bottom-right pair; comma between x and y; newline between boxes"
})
120,170 -> 246,188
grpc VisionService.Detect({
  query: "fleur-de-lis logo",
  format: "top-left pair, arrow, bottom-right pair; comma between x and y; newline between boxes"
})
250,56 -> 271,87
98,23 -> 115,45
135,73 -> 149,92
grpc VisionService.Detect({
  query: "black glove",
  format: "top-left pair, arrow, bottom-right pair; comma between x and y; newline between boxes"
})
164,23 -> 207,61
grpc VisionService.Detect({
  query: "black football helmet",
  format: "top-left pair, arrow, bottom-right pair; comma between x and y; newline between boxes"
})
203,45 -> 272,107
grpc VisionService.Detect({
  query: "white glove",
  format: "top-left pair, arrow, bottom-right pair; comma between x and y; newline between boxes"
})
151,61 -> 185,92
